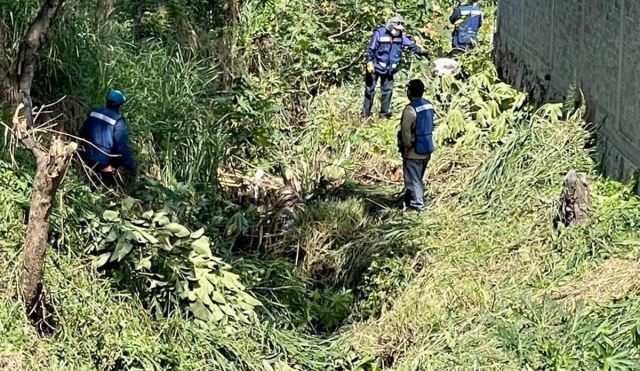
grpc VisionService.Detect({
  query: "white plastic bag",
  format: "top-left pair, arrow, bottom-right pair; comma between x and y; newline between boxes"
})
432,57 -> 460,76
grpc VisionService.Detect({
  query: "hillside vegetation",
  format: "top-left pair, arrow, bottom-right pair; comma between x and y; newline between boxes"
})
2,0 -> 640,370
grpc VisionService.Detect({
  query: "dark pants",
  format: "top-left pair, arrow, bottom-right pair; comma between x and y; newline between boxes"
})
403,156 -> 431,211
451,37 -> 474,52
361,72 -> 394,118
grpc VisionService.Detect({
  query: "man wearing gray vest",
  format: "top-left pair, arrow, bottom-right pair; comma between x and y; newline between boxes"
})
397,79 -> 434,211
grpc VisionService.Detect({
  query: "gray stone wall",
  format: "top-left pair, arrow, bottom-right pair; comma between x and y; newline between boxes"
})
495,0 -> 640,189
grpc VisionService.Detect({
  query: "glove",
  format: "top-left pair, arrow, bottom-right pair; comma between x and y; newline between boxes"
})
366,61 -> 374,73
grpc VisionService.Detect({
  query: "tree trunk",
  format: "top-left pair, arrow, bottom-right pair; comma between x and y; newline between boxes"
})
11,103 -> 77,314
0,21 -> 8,73
19,152 -> 61,313
554,170 -> 590,229
1,0 -> 66,104
0,0 -> 71,317
221,0 -> 241,88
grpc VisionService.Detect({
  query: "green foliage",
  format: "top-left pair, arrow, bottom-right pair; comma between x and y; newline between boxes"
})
309,286 -> 353,331
84,204 -> 261,328
493,297 -> 640,370
357,257 -> 416,320
430,55 -> 529,147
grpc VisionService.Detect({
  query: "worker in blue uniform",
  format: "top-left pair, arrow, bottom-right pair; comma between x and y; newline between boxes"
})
361,15 -> 429,119
79,89 -> 136,186
449,0 -> 483,51
397,79 -> 435,211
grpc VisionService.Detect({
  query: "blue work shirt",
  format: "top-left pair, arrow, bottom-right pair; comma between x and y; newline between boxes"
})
79,106 -> 136,171
365,26 -> 423,75
450,3 -> 483,48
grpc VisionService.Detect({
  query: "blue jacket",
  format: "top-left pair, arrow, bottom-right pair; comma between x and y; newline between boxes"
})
410,98 -> 435,155
450,3 -> 482,48
79,107 -> 136,171
365,26 -> 423,75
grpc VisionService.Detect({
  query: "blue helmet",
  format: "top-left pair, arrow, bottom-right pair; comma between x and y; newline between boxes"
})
105,89 -> 126,106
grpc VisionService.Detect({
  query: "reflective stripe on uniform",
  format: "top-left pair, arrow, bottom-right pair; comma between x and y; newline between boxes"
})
379,36 -> 403,43
90,111 -> 118,125
461,10 -> 482,16
415,104 -> 434,113
379,62 -> 387,67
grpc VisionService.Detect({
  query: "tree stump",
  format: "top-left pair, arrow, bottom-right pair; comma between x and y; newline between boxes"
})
554,170 -> 590,228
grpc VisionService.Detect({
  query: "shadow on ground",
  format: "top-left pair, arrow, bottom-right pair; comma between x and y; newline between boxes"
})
316,179 -> 406,216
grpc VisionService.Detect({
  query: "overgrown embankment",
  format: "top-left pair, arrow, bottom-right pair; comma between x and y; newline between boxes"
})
3,0 -> 640,370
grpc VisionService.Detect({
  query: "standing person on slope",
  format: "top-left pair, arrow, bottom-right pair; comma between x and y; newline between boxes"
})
449,0 -> 483,51
361,16 -> 429,119
397,79 -> 434,212
79,89 -> 137,187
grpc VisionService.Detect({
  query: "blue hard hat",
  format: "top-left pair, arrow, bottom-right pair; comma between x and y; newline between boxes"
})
105,89 -> 126,105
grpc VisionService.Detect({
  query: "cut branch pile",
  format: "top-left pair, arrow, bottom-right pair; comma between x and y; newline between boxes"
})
217,164 -> 304,249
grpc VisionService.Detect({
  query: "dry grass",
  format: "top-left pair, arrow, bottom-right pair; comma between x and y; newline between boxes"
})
0,353 -> 22,371
549,258 -> 640,310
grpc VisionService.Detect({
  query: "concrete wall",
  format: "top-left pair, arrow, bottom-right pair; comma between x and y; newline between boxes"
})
494,0 -> 640,189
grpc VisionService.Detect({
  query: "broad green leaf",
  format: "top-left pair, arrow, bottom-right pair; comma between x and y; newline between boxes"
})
130,230 -> 147,244
133,228 -> 160,244
211,290 -> 226,304
187,290 -> 197,301
262,361 -> 274,371
199,277 -> 214,295
221,271 -> 244,290
189,300 -> 212,321
220,304 -> 236,318
111,239 -> 133,262
192,237 -> 212,256
194,267 -> 209,280
103,210 -> 120,222
189,254 -> 210,267
240,292 -> 262,307
210,304 -> 224,322
93,252 -> 111,269
121,197 -> 135,211
164,223 -> 190,238
156,215 -> 171,226
153,212 -> 171,226
178,289 -> 190,300
142,210 -> 154,220
205,273 -> 220,285
135,256 -> 152,271
104,230 -> 118,243
196,284 -> 211,301
236,311 -> 250,324
191,228 -> 205,239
